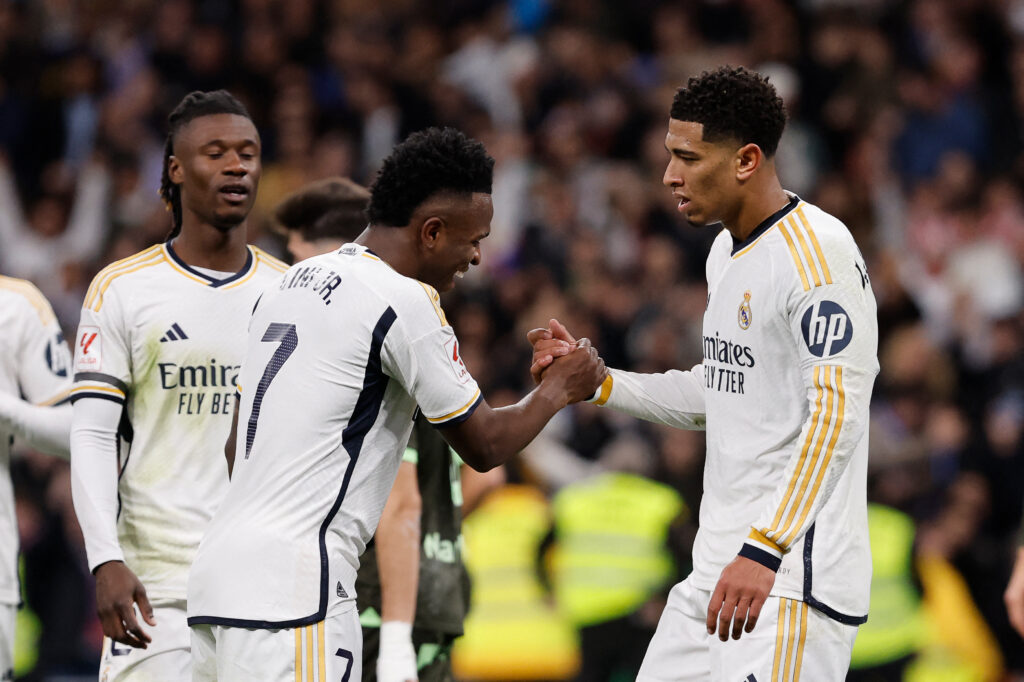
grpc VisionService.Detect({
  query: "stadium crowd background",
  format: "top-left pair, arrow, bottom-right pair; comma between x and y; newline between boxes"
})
0,0 -> 1022,679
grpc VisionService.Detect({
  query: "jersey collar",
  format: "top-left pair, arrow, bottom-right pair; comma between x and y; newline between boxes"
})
730,193 -> 800,255
164,242 -> 255,288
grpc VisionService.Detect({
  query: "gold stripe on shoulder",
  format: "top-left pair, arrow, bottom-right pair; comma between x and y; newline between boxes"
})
0,276 -> 56,324
787,216 -> 822,288
89,253 -> 167,312
252,246 -> 289,272
795,206 -> 832,284
777,222 -> 810,292
417,282 -> 448,327
85,246 -> 164,309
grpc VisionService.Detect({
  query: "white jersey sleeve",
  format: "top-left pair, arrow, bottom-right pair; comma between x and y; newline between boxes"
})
70,278 -> 132,573
0,277 -> 73,456
587,366 -> 706,430
383,284 -> 481,425
741,207 -> 879,569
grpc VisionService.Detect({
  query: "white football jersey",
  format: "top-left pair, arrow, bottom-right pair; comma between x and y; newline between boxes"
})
0,277 -> 72,604
595,196 -> 878,623
187,243 -> 482,628
71,243 -> 287,602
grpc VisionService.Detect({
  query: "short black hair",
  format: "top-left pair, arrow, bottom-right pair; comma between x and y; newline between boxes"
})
670,66 -> 786,157
274,177 -> 370,242
160,90 -> 252,240
366,127 -> 494,227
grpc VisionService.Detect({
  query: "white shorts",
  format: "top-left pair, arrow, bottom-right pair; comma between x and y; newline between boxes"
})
98,601 -> 191,681
191,608 -> 362,682
1,603 -> 13,681
638,578 -> 858,682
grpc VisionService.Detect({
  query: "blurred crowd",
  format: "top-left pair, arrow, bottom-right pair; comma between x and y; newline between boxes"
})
1,0 -> 1022,679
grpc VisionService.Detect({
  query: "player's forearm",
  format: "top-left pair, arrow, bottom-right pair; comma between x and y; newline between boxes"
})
444,382 -> 568,472
594,366 -> 707,430
70,396 -> 125,571
376,465 -> 421,624
744,365 -> 875,568
0,393 -> 71,458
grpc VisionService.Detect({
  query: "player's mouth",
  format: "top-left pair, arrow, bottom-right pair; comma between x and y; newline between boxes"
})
674,193 -> 691,212
218,183 -> 251,204
454,266 -> 469,279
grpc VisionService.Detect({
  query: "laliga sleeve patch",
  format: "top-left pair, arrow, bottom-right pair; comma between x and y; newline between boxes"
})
801,301 -> 852,357
444,337 -> 471,384
76,326 -> 102,371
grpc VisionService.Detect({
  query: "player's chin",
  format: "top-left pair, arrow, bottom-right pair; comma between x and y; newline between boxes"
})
211,207 -> 251,231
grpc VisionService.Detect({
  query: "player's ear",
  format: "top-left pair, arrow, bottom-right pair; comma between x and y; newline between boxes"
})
420,216 -> 445,249
735,143 -> 762,181
168,156 -> 184,185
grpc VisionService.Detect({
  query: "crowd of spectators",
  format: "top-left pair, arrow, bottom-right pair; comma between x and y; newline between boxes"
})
1,0 -> 1022,678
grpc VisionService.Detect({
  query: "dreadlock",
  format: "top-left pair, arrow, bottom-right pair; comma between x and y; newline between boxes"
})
159,90 -> 252,240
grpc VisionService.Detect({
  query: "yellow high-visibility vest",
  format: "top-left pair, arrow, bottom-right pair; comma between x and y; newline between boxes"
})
452,485 -> 580,680
550,473 -> 684,627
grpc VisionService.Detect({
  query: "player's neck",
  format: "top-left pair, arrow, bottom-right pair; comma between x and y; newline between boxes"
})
356,226 -> 419,279
173,217 -> 250,272
723,176 -> 789,243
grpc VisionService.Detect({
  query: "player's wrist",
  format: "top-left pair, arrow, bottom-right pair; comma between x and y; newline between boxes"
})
738,543 -> 782,572
378,621 -> 417,681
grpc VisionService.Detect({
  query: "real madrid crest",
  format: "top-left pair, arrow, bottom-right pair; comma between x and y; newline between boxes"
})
737,290 -> 752,330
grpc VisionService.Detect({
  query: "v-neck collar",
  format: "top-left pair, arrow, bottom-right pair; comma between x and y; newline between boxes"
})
164,242 -> 255,287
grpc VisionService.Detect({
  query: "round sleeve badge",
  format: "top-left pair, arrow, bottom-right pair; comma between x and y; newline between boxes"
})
801,301 -> 853,357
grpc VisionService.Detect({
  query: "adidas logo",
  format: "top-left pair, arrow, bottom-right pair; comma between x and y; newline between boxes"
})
336,581 -> 348,598
160,323 -> 189,343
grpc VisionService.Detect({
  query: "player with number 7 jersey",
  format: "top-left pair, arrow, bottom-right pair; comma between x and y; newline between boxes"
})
186,128 -> 605,681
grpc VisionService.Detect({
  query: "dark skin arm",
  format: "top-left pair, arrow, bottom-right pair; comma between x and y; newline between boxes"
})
440,342 -> 606,472
93,560 -> 156,648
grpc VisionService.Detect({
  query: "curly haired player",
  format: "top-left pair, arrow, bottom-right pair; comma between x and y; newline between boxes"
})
531,66 -> 879,681
186,128 -> 604,681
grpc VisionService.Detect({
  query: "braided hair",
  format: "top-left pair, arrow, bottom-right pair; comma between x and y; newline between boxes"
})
159,90 -> 252,240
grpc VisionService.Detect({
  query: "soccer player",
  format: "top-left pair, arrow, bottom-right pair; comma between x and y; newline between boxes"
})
0,276 -> 73,680
274,177 -> 502,682
69,90 -> 287,680
531,67 -> 879,680
272,176 -> 371,263
186,127 -> 605,681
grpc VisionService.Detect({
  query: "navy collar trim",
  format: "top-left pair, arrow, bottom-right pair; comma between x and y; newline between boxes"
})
165,242 -> 255,288
730,195 -> 800,255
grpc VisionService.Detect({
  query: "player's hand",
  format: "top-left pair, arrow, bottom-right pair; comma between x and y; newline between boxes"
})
378,621 -> 418,682
527,319 -> 577,384
539,336 -> 607,404
94,560 -> 155,649
1005,547 -> 1024,638
707,555 -> 776,642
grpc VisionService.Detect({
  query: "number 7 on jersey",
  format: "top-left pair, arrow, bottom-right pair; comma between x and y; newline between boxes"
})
245,322 -> 298,459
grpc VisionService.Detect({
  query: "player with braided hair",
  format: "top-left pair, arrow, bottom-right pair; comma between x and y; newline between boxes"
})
70,90 -> 287,680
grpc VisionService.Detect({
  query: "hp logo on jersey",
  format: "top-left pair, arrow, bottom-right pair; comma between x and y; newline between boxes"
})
801,300 -> 852,357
